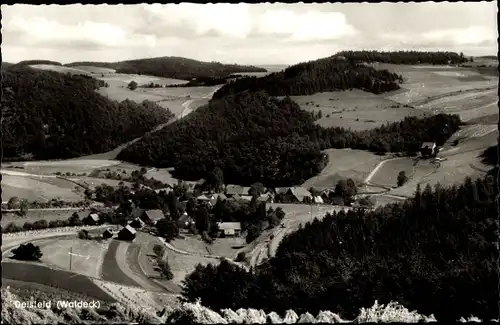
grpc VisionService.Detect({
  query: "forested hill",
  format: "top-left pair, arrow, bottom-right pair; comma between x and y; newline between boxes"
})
2,66 -> 174,161
182,174 -> 498,322
64,56 -> 267,80
335,50 -> 470,65
213,56 -> 403,99
15,60 -> 63,66
117,90 -> 460,187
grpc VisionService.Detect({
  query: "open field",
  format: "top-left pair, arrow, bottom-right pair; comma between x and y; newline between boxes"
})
128,232 -> 181,293
96,73 -> 187,87
302,149 -> 385,190
101,240 -> 140,288
292,90 -> 425,131
2,174 -> 84,202
164,248 -> 219,286
1,262 -> 116,302
171,233 -> 246,259
29,64 -> 93,76
369,158 -> 417,188
1,209 -> 93,227
3,159 -> 122,175
143,168 -> 178,186
69,65 -> 116,74
37,237 -> 111,278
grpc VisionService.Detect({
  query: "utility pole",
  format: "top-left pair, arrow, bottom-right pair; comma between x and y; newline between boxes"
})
69,246 -> 72,271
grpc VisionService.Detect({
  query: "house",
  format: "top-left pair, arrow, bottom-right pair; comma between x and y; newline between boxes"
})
154,188 -> 173,195
217,222 -> 242,237
213,193 -> 227,201
257,193 -> 273,203
275,187 -> 290,195
420,142 -> 438,158
83,213 -> 100,226
313,196 -> 324,204
286,187 -> 312,203
240,195 -> 253,202
140,209 -> 165,225
225,185 -> 250,197
118,225 -> 136,241
177,212 -> 194,229
129,217 -> 145,229
102,229 -> 113,239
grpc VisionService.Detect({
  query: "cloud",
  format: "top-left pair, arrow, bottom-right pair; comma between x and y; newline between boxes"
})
3,15 -> 155,49
254,9 -> 357,41
421,26 -> 497,46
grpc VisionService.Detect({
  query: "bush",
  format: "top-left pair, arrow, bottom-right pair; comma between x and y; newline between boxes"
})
32,219 -> 48,230
236,252 -> 247,262
22,222 -> 34,231
11,243 -> 43,261
153,244 -> 165,258
157,260 -> 174,280
4,222 -> 22,233
78,230 -> 91,240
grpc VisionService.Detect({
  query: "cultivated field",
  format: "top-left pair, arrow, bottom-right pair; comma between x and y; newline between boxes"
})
165,249 -> 219,286
1,173 -> 84,202
368,157 -> 417,188
171,234 -> 246,259
4,159 -> 122,175
37,237 -> 111,278
143,168 -> 179,186
1,262 -> 116,302
28,64 -> 93,76
302,148 -> 385,190
69,65 -> 116,74
292,90 -> 425,131
1,209 -> 93,228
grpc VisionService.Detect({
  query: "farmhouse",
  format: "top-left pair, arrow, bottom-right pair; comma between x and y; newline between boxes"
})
313,196 -> 324,204
177,212 -> 194,229
275,187 -> 290,195
420,142 -> 438,158
140,209 -> 165,225
257,193 -> 274,203
83,213 -> 100,226
102,229 -> 113,239
286,187 -> 313,203
118,225 -> 136,241
129,217 -> 145,229
217,222 -> 242,237
225,185 -> 251,197
154,188 -> 173,194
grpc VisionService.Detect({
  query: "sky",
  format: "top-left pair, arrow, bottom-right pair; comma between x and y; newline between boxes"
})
2,2 -> 497,66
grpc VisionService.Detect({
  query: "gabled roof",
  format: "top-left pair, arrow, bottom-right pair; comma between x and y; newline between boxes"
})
214,193 -> 227,200
275,187 -> 290,195
131,207 -> 144,219
144,209 -> 165,221
154,188 -> 173,194
240,195 -> 253,201
421,142 -> 436,149
217,222 -> 242,230
313,196 -> 324,204
88,213 -> 100,221
197,194 -> 210,201
226,185 -> 250,195
288,187 -> 312,201
122,225 -> 137,235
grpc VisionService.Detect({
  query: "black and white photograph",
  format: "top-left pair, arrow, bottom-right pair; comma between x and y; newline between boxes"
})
1,1 -> 498,323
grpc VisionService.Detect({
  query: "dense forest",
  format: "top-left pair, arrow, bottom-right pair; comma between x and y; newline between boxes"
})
15,60 -> 63,66
213,56 -> 403,99
181,175 -> 498,322
64,56 -> 266,80
2,66 -> 174,160
118,90 -> 461,187
335,50 -> 470,65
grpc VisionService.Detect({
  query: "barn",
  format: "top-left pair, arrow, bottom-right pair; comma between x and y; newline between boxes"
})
118,225 -> 136,241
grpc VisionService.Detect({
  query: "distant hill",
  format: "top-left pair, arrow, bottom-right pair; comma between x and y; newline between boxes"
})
476,55 -> 497,60
213,55 -> 403,99
117,90 -> 460,187
2,65 -> 174,160
335,50 -> 470,65
64,56 -> 267,80
15,60 -> 63,66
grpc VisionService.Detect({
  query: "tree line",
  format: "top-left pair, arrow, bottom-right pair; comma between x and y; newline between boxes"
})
180,174 -> 498,322
335,50 -> 470,65
213,56 -> 403,99
117,90 -> 461,187
64,57 -> 267,80
15,60 -> 63,66
2,66 -> 174,160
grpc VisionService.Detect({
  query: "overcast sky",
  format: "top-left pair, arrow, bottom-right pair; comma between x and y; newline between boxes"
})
2,2 -> 497,66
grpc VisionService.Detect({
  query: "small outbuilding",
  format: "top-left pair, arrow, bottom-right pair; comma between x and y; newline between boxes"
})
420,142 -> 438,158
102,229 -> 113,239
83,213 -> 100,226
217,222 -> 242,237
118,225 -> 136,241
